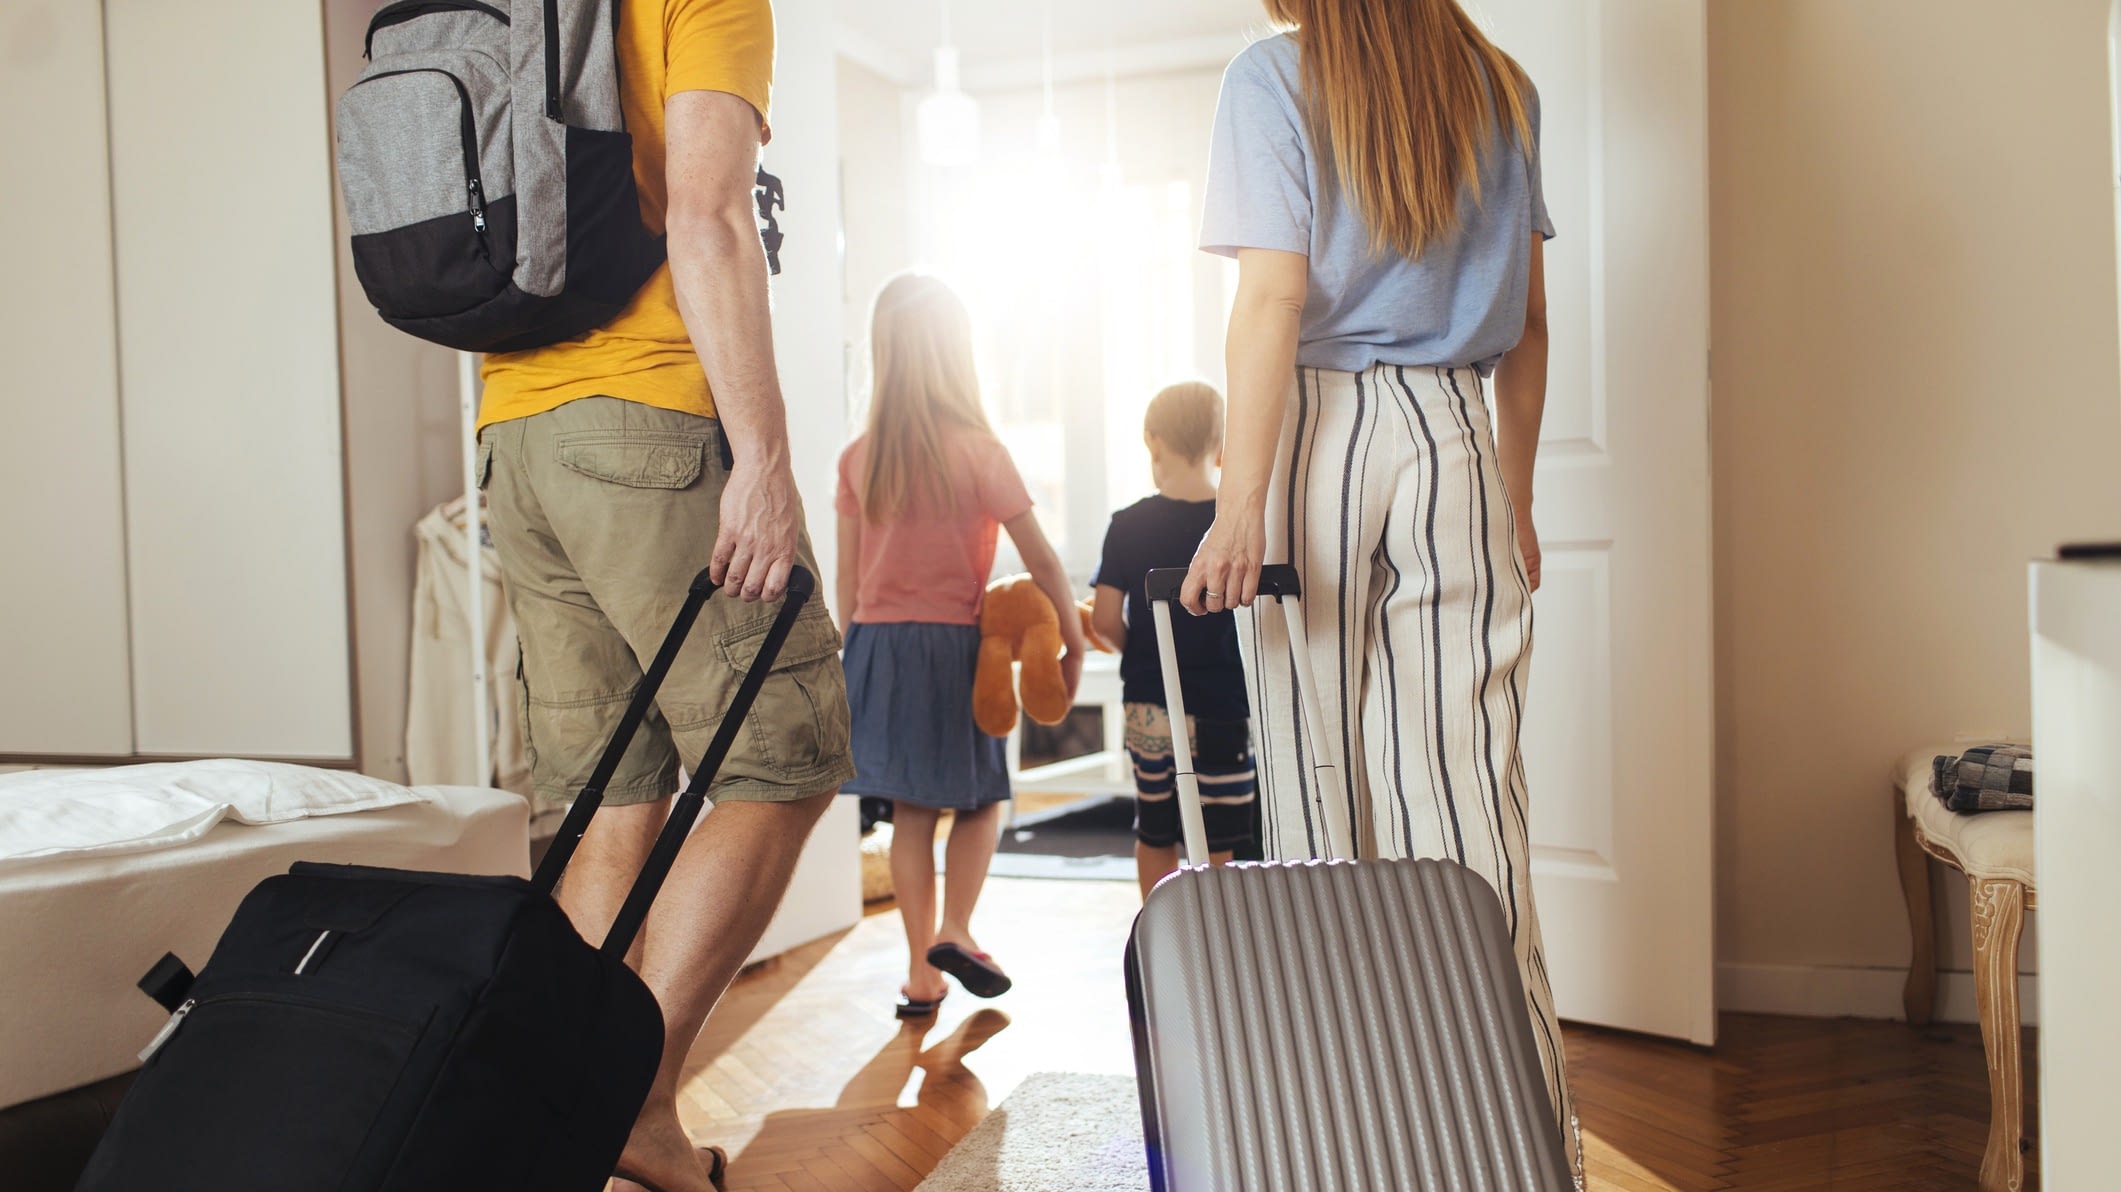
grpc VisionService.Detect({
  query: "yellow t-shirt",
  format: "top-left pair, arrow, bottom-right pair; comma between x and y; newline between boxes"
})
477,0 -> 773,428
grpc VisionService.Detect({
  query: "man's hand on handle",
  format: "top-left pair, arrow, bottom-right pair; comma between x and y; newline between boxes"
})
712,456 -> 802,603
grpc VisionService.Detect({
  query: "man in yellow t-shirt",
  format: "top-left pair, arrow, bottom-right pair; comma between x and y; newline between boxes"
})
477,4 -> 851,1189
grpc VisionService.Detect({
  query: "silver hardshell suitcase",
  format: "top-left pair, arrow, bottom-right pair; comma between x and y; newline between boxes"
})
1125,565 -> 1572,1191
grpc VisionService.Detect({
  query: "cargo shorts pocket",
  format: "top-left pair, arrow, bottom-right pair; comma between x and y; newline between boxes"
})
553,431 -> 706,489
715,608 -> 850,782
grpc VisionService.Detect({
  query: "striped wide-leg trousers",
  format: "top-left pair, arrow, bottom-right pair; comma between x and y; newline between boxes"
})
1239,363 -> 1581,1179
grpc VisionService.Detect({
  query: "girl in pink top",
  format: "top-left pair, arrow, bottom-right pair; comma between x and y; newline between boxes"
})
835,274 -> 1085,1017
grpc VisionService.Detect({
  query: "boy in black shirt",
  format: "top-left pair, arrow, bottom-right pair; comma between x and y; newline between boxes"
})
1090,382 -> 1258,898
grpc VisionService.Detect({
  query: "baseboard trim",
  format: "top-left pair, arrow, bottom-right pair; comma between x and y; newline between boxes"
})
1717,962 -> 2039,1026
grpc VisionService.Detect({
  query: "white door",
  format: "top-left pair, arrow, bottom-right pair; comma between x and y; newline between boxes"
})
1487,0 -> 1716,1043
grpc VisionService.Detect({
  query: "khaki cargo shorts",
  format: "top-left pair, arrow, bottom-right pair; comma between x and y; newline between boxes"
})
479,397 -> 856,808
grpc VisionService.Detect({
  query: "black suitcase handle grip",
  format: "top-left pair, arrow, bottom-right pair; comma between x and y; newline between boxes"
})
1142,563 -> 1301,604
529,564 -> 817,943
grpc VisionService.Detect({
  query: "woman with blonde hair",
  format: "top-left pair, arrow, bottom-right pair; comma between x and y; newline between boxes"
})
1182,0 -> 1578,1174
836,273 -> 1085,1017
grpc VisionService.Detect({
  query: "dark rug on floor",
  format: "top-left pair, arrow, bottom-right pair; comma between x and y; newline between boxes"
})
988,797 -> 1136,881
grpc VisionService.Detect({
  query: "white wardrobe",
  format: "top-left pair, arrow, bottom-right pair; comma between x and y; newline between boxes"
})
1,0 -> 460,770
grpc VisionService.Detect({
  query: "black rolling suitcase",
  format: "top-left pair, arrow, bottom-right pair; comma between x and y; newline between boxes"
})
1126,565 -> 1572,1191
74,566 -> 818,1192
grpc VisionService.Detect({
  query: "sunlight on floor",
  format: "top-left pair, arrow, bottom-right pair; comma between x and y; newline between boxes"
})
1581,1127 -> 1684,1191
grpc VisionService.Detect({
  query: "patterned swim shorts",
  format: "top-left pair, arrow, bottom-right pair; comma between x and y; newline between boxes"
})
1124,701 -> 1257,852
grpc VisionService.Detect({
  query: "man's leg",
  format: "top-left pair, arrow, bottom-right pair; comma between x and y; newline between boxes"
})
602,791 -> 834,1192
505,400 -> 856,1188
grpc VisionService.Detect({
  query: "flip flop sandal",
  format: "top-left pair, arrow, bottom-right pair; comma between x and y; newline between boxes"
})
895,988 -> 948,1019
925,942 -> 1013,999
615,1145 -> 729,1192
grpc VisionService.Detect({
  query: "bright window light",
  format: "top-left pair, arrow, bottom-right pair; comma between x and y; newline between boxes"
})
917,48 -> 981,167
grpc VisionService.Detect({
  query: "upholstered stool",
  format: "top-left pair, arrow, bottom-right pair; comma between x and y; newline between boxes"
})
1895,748 -> 2037,1192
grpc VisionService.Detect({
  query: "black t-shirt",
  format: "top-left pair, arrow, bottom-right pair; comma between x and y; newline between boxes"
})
1093,496 -> 1249,721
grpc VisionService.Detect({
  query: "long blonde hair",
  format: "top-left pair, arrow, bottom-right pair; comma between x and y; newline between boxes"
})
860,273 -> 994,523
1263,0 -> 1534,261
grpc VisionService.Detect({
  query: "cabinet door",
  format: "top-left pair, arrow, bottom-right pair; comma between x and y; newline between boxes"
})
105,0 -> 352,757
0,0 -> 135,756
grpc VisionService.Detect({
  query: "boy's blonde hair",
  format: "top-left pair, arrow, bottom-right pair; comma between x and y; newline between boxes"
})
1144,381 -> 1225,463
862,273 -> 995,523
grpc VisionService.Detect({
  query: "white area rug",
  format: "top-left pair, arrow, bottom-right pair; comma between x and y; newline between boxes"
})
915,1072 -> 1149,1191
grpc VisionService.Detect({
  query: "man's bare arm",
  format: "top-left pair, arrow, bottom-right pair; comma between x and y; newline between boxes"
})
664,89 -> 798,602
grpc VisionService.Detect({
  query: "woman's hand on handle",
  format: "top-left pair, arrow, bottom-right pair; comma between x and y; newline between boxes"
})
1182,510 -> 1267,616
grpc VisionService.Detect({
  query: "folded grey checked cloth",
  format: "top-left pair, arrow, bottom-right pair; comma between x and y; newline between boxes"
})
1931,744 -> 2034,813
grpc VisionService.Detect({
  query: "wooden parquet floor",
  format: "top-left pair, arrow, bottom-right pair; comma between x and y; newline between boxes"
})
665,877 -> 2033,1191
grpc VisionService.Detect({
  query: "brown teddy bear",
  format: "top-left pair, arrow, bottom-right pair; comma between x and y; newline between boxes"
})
972,574 -> 1112,738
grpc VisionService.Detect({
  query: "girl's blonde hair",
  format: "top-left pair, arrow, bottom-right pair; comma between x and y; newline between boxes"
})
860,273 -> 994,523
1263,0 -> 1534,261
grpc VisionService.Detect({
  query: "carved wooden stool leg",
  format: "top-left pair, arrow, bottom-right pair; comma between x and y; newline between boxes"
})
1895,795 -> 1938,1025
1972,877 -> 2027,1192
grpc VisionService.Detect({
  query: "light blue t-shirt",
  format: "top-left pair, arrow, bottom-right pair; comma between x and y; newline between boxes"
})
1200,34 -> 1555,375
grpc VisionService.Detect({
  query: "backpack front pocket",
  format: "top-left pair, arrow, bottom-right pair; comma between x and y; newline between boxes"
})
79,991 -> 427,1191
340,55 -> 516,319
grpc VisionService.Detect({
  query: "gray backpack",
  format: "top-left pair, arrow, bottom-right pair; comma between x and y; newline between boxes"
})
336,0 -> 664,353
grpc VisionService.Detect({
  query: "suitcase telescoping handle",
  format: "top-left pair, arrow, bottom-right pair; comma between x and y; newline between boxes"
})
529,564 -> 817,959
1142,564 -> 1354,866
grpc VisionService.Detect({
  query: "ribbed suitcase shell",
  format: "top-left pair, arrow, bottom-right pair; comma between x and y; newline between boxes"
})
1127,859 -> 1570,1190
1125,564 -> 1569,1192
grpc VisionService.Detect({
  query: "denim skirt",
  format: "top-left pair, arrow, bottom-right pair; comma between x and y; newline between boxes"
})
840,622 -> 1010,811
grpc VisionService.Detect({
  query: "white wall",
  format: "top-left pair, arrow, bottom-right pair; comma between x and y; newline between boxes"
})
836,56 -> 913,412
771,0 -> 853,617
1709,0 -> 2121,1019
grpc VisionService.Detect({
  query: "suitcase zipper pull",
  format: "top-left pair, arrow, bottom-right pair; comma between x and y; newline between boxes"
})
294,929 -> 332,975
138,998 -> 196,1062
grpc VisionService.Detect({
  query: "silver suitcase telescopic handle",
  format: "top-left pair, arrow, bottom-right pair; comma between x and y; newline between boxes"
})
1141,565 -> 1353,866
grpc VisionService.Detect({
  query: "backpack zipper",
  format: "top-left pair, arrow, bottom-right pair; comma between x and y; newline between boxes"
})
137,991 -> 422,1064
354,68 -> 489,245
138,998 -> 195,1063
543,0 -> 563,120
363,0 -> 509,59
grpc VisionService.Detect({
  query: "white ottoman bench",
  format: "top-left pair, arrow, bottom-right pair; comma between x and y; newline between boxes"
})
1894,747 -> 2036,1192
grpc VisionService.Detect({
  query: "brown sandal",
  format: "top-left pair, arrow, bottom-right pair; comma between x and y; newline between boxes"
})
614,1145 -> 728,1192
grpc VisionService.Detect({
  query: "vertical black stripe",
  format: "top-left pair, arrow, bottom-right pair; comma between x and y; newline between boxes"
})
1528,945 -> 1565,1118
1399,368 -> 1466,863
1287,369 -> 1318,858
1349,368 -> 1391,858
1332,372 -> 1369,858
1246,604 -> 1277,854
1487,375 -> 1537,836
1348,366 -> 1399,856
1378,370 -> 1431,858
1445,368 -> 1515,936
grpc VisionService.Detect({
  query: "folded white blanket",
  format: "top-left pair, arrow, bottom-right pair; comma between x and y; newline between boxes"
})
0,760 -> 428,864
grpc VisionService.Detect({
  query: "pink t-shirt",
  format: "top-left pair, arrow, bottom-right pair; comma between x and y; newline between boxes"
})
835,429 -> 1035,625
